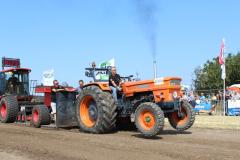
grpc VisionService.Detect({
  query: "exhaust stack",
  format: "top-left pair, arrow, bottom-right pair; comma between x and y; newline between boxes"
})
153,60 -> 157,79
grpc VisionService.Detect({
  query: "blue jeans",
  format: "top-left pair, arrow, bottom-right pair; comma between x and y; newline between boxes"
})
110,86 -> 117,101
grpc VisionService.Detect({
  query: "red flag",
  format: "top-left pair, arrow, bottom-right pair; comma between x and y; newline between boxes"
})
219,39 -> 225,65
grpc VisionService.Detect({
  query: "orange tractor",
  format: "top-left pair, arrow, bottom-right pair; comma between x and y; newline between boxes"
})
77,67 -> 195,137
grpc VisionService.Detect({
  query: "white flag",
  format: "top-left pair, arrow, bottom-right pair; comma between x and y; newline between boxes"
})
42,69 -> 54,86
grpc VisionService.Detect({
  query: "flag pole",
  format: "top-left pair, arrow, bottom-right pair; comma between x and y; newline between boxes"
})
219,38 -> 226,116
223,76 -> 226,116
222,38 -> 226,116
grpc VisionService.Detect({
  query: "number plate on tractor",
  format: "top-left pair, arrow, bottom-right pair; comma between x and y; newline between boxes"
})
154,78 -> 164,85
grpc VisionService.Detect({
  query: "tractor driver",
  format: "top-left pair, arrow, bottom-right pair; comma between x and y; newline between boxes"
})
7,73 -> 19,93
109,67 -> 122,101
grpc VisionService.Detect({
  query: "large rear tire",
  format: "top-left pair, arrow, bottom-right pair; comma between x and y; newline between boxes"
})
168,102 -> 195,131
135,102 -> 164,137
76,86 -> 117,134
0,96 -> 18,123
31,105 -> 51,128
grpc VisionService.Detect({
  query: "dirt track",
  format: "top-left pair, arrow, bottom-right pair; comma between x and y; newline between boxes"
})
0,123 -> 240,160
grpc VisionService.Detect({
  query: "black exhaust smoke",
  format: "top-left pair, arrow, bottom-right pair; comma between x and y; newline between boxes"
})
133,0 -> 159,78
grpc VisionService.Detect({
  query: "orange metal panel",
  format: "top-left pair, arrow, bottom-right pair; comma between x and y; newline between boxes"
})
121,77 -> 181,103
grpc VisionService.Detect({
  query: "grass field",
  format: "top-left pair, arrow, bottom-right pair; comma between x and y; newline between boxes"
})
193,115 -> 240,130
165,114 -> 240,130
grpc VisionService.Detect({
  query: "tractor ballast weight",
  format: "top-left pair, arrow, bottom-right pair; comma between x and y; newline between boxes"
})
35,86 -> 77,128
55,91 -> 77,127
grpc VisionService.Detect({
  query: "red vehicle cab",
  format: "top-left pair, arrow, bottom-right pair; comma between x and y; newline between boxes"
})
0,57 -> 31,97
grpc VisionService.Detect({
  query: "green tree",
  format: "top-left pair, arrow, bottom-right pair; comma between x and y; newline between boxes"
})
193,53 -> 240,91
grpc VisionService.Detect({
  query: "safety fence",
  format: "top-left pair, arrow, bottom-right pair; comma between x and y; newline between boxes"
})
193,100 -> 240,116
188,89 -> 240,116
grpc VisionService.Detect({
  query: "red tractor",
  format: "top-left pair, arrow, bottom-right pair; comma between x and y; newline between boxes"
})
0,57 -> 78,128
0,57 -> 79,128
0,57 -> 52,127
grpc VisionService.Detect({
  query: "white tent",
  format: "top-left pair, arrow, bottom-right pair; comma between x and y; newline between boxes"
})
229,84 -> 240,88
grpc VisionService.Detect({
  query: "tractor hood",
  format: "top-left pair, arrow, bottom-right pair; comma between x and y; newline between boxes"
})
121,77 -> 182,98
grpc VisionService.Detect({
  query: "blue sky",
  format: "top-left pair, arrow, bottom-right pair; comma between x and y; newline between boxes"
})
0,0 -> 239,87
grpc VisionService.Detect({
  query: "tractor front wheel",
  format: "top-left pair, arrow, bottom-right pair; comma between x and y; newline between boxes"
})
135,102 -> 164,137
0,96 -> 18,123
31,105 -> 51,128
168,102 -> 195,131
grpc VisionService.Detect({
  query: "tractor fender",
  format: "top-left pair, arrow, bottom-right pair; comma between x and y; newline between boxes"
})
83,83 -> 111,92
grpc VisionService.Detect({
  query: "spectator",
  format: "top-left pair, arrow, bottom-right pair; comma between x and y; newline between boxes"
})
77,80 -> 84,94
92,61 -> 96,69
89,62 -> 97,81
217,91 -> 222,101
181,91 -> 188,101
211,93 -> 217,104
188,91 -> 196,108
200,93 -> 206,102
226,90 -> 231,100
210,93 -> 217,115
195,94 -> 201,105
51,80 -> 64,102
51,80 -> 64,92
232,92 -> 240,100
237,92 -> 240,100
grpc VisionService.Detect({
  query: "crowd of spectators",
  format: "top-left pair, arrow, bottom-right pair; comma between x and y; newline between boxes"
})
181,89 -> 240,115
182,91 -> 219,107
183,90 -> 240,105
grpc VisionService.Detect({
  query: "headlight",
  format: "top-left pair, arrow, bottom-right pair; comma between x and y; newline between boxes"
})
172,91 -> 178,99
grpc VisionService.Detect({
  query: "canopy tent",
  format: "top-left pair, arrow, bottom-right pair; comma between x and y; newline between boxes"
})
228,84 -> 240,93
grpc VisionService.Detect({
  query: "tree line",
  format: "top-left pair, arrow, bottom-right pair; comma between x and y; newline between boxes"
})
193,53 -> 240,91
